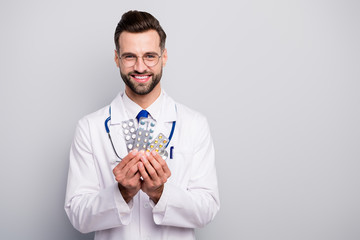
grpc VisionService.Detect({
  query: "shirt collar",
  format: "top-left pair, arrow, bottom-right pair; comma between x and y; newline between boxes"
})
122,92 -> 142,120
122,90 -> 164,121
110,90 -> 177,125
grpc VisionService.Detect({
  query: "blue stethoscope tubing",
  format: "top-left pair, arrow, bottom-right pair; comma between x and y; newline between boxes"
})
104,107 -> 176,158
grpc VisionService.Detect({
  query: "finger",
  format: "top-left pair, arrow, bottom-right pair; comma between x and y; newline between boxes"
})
115,149 -> 138,170
113,150 -> 140,178
140,154 -> 158,180
122,150 -> 143,173
127,161 -> 140,178
137,162 -> 150,181
151,151 -> 171,178
129,150 -> 143,165
129,170 -> 141,184
146,152 -> 165,177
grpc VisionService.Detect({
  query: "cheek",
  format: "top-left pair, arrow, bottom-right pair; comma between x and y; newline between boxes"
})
153,65 -> 163,75
119,66 -> 131,75
119,69 -> 129,79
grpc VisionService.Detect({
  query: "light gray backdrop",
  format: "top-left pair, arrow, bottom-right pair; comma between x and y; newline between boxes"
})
0,0 -> 359,239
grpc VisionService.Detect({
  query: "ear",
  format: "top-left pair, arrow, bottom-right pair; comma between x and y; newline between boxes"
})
161,48 -> 168,67
114,49 -> 120,68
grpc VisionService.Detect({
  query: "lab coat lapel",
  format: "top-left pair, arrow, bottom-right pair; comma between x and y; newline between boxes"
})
109,92 -> 130,159
155,92 -> 177,141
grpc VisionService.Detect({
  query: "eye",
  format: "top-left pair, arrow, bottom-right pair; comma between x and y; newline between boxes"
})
122,54 -> 136,60
144,54 -> 157,60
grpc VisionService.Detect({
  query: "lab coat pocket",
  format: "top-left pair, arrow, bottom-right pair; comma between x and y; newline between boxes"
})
167,150 -> 193,189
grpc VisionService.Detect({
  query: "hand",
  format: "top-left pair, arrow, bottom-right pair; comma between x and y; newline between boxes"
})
138,151 -> 171,203
112,149 -> 142,203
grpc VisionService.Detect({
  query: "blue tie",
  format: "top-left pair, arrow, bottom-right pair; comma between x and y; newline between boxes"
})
136,110 -> 149,122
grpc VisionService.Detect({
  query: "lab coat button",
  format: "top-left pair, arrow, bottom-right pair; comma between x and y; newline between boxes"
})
144,202 -> 150,208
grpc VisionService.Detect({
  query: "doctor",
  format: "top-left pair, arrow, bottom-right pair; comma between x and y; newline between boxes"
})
65,10 -> 219,240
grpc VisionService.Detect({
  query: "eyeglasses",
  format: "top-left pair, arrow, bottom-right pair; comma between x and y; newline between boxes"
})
119,52 -> 162,68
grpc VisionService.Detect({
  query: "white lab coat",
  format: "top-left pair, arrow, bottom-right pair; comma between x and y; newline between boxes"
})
65,91 -> 220,240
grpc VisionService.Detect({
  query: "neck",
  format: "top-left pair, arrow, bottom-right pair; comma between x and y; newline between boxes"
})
125,85 -> 161,109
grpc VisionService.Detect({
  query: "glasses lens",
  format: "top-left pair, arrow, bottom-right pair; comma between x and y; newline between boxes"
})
143,54 -> 160,67
121,54 -> 137,67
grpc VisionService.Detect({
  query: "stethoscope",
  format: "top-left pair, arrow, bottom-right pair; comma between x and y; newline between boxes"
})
105,106 -> 176,160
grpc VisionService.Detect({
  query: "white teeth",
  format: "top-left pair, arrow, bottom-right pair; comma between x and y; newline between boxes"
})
134,75 -> 149,79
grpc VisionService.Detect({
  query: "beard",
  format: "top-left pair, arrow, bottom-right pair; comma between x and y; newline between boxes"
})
120,69 -> 163,96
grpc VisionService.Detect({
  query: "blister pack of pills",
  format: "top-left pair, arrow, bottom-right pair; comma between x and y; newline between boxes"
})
122,117 -> 157,152
121,118 -> 170,159
121,119 -> 137,151
133,117 -> 157,151
147,133 -> 169,154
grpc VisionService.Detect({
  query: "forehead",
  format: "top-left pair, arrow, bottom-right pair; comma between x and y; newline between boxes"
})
118,30 -> 161,54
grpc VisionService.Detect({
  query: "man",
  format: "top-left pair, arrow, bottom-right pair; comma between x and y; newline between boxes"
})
65,10 -> 219,240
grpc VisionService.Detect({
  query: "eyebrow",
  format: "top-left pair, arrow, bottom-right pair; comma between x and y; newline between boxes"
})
120,52 -> 135,57
120,51 -> 160,57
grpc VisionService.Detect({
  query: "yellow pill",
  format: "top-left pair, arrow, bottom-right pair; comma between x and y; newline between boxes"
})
159,135 -> 162,139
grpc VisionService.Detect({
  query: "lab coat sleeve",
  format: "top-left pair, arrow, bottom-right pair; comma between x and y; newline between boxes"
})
64,117 -> 132,233
152,114 -> 220,228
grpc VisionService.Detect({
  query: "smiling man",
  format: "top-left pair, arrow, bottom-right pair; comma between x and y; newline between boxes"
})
116,29 -> 166,108
65,10 -> 220,240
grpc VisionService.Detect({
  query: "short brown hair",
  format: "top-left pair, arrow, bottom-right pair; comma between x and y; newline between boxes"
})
114,10 -> 167,53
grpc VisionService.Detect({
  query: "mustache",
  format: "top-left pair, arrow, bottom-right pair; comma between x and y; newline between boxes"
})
129,70 -> 153,75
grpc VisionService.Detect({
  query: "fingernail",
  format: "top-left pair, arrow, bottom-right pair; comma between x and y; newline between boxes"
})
141,155 -> 147,162
145,151 -> 150,157
131,149 -> 138,155
137,150 -> 144,157
152,151 -> 157,156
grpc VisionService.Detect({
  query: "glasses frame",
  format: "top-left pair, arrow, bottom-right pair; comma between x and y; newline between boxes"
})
118,52 -> 163,68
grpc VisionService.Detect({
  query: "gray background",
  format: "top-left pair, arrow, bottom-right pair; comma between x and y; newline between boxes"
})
1,0 -> 359,239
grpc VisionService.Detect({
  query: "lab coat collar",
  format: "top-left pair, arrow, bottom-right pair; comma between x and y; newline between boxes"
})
109,92 -> 128,125
122,92 -> 143,120
109,90 -> 177,125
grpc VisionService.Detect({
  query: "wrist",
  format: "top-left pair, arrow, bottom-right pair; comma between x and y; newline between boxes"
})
118,183 -> 133,203
149,185 -> 164,204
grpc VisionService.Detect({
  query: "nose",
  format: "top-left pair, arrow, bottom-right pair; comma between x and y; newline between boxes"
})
133,56 -> 148,73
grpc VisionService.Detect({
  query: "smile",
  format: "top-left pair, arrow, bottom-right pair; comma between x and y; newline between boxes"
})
131,74 -> 152,83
